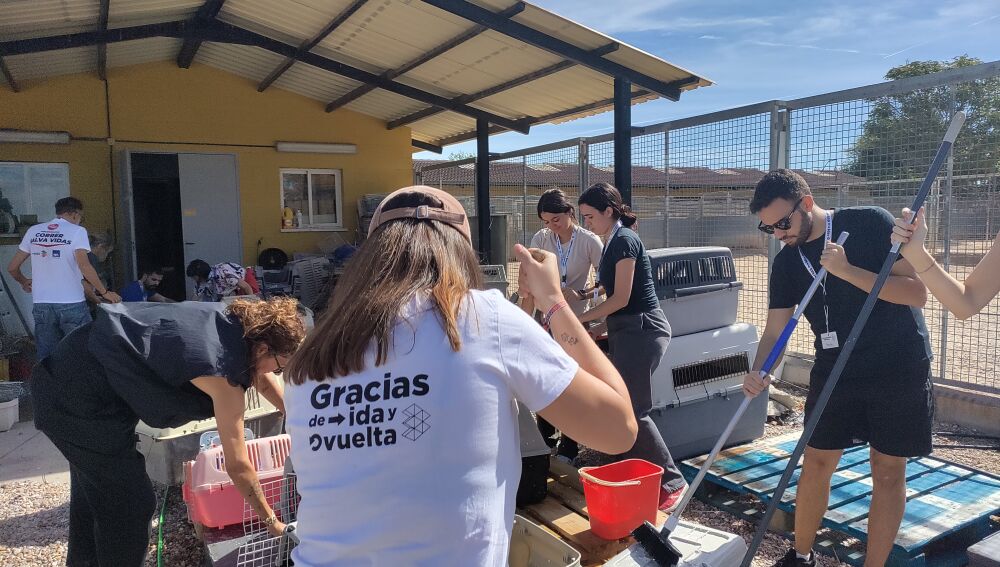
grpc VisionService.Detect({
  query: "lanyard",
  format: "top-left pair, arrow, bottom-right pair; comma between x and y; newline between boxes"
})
799,211 -> 834,333
553,227 -> 577,287
596,221 -> 623,286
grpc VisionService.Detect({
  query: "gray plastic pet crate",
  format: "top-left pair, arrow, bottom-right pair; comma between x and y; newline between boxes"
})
649,322 -> 767,460
136,387 -> 283,485
648,246 -> 743,337
516,400 -> 551,506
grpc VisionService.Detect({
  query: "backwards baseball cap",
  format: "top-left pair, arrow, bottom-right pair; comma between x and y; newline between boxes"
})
368,185 -> 472,243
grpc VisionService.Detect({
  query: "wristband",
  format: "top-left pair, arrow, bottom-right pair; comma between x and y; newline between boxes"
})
541,300 -> 569,330
95,288 -> 106,297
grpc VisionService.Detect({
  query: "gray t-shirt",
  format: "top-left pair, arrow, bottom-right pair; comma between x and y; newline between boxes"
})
530,225 -> 603,315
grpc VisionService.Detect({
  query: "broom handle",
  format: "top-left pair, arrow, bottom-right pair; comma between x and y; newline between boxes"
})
662,231 -> 848,532
739,111 -> 966,567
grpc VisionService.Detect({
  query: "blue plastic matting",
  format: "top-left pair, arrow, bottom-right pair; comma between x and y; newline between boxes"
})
680,432 -> 1000,566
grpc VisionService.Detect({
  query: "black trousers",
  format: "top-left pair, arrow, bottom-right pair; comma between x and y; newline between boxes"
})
32,325 -> 157,567
48,436 -> 157,567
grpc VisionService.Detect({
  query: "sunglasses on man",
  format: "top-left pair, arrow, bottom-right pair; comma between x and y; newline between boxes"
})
757,198 -> 803,234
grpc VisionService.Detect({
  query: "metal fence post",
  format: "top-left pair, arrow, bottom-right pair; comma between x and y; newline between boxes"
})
578,138 -> 589,223
663,130 -> 670,247
767,103 -> 790,275
937,91 -> 957,383
522,155 -> 528,245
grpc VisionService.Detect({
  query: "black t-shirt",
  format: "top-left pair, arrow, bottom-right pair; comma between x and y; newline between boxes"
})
598,227 -> 660,315
86,302 -> 252,428
769,206 -> 932,374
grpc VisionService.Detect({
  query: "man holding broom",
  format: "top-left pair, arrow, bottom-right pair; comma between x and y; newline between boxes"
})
742,169 -> 933,567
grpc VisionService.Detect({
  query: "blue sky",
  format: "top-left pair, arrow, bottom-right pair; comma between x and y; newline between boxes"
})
415,0 -> 1000,160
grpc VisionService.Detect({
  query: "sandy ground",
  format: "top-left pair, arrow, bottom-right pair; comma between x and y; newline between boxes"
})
2,406 -> 996,567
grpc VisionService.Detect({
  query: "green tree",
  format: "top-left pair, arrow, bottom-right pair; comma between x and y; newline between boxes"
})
448,151 -> 476,161
847,56 -> 1000,183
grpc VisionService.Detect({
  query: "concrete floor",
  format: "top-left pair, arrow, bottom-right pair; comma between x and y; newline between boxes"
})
0,420 -> 69,486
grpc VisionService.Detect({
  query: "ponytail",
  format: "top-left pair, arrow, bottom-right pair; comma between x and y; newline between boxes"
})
619,204 -> 637,228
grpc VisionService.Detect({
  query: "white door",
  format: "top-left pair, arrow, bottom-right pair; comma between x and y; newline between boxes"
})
178,154 -> 243,299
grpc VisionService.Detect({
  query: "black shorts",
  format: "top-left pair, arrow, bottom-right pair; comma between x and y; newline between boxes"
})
805,357 -> 934,457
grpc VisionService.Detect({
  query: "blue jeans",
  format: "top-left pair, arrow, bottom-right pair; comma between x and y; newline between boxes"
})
32,302 -> 92,360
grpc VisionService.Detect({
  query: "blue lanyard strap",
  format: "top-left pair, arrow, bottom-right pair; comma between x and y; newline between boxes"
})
553,227 -> 577,284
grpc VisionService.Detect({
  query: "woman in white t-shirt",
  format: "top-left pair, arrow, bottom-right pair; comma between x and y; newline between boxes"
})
284,185 -> 637,567
521,188 -> 604,463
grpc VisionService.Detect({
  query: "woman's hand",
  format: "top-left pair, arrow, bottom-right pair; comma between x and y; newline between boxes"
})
268,519 -> 287,538
891,207 -> 930,261
514,244 -> 562,311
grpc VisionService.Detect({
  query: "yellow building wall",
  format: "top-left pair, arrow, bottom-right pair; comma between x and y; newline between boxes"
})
1,61 -> 412,270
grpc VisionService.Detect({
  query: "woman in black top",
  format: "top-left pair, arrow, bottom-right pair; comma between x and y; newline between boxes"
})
31,298 -> 305,567
576,183 -> 688,510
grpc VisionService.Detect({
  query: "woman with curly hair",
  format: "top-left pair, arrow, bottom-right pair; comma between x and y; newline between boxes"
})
31,298 -> 305,567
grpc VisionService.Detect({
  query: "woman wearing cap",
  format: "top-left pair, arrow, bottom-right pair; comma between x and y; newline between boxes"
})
892,206 -> 1000,319
31,298 -> 304,566
284,185 -> 637,566
521,188 -> 604,463
575,182 -> 688,512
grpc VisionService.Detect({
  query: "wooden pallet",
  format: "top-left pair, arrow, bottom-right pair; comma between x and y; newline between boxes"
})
680,432 -> 1000,567
517,457 -> 668,567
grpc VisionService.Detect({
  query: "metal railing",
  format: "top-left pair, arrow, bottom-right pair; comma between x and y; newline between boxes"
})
415,60 -> 1000,394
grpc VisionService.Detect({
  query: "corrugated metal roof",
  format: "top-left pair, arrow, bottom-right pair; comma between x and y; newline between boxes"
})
1,0 -> 712,147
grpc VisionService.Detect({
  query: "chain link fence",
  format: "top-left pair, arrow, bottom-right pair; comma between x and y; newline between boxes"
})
415,62 -> 1000,395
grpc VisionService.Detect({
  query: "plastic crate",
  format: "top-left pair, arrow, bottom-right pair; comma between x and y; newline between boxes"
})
648,247 -> 742,337
649,322 -> 766,460
137,387 -> 283,484
516,401 -> 550,506
509,514 -> 582,567
603,520 -> 747,566
480,264 -> 509,298
183,434 -> 292,529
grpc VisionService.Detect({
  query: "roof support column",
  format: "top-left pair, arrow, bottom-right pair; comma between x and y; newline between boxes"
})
614,77 -> 632,205
476,118 -> 492,264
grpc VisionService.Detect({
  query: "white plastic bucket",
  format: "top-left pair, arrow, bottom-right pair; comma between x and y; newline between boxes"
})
0,398 -> 18,432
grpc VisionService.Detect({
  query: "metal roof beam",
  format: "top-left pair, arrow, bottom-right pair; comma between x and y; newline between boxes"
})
0,22 -> 191,56
429,86 -> 664,147
412,139 -> 443,153
176,0 -> 226,68
419,0 -> 689,101
324,2 -> 524,113
203,21 -> 531,132
0,21 -> 530,133
0,57 -> 18,92
257,0 -> 369,92
387,41 -> 618,130
97,0 -> 110,80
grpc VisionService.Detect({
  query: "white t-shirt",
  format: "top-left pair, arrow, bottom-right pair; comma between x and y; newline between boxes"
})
18,218 -> 90,304
286,289 -> 578,567
529,225 -> 604,316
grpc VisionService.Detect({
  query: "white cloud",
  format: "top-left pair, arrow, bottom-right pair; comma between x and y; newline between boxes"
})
699,35 -> 722,40
748,40 -> 861,55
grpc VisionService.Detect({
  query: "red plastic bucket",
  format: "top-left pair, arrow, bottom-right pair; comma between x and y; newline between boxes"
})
579,459 -> 663,540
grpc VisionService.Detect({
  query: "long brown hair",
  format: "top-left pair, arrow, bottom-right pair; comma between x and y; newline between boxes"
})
284,191 -> 483,384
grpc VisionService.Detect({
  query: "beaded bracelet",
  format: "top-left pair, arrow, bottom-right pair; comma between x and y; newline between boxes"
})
541,300 -> 569,330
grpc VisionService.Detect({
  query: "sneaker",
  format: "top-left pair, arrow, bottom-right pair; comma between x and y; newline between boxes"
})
772,548 -> 816,567
657,483 -> 688,512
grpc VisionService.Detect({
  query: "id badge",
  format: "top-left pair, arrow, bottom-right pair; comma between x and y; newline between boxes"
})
821,331 -> 839,349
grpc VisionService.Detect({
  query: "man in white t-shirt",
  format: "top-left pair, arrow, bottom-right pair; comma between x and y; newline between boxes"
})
7,197 -> 122,359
